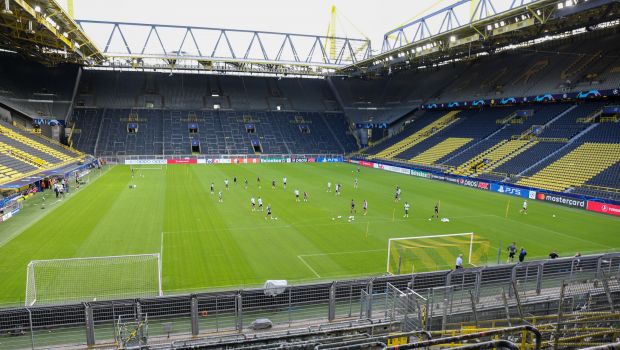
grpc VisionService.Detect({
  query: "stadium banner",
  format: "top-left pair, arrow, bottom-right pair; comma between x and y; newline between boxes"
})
349,159 -> 360,165
0,208 -> 20,222
491,184 -> 536,198
536,192 -> 586,209
410,169 -> 431,178
316,156 -> 344,163
457,178 -> 490,190
373,163 -> 410,175
288,157 -> 316,163
422,87 -> 620,110
261,157 -> 287,163
213,158 -> 232,164
586,201 -> 620,217
430,173 -> 446,181
349,157 -> 620,213
167,159 -> 197,164
125,159 -> 167,165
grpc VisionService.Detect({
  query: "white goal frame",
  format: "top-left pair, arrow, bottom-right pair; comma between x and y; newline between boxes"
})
26,253 -> 162,306
386,232 -> 474,273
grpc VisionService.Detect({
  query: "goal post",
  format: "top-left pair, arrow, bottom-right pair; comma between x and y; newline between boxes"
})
386,233 -> 490,275
25,254 -> 162,306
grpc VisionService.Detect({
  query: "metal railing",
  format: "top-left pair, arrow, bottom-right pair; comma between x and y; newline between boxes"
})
0,253 -> 618,349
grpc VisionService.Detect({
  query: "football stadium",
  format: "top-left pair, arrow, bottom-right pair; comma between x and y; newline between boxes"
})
0,0 -> 620,349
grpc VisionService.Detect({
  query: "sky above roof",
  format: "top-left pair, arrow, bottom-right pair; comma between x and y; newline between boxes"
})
63,0 -> 459,53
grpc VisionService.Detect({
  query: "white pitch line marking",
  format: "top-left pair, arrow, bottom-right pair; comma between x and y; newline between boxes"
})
297,255 -> 321,278
298,249 -> 387,258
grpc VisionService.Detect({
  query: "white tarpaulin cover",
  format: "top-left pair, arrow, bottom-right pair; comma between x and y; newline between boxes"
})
263,280 -> 287,296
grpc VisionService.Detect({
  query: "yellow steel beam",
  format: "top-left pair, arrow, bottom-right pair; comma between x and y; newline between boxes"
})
12,0 -> 73,48
67,0 -> 74,18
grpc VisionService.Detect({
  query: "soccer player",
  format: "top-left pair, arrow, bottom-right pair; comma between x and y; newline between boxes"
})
257,176 -> 261,189
363,199 -> 368,215
251,196 -> 256,211
507,242 -> 517,263
518,247 -> 527,263
404,201 -> 410,218
520,200 -> 528,214
210,182 -> 214,194
294,189 -> 300,202
234,176 -> 237,185
218,190 -> 223,203
433,202 -> 439,218
265,204 -> 272,219
258,196 -> 263,211
354,177 -> 358,189
283,177 -> 287,189
335,183 -> 341,196
272,179 -> 276,189
574,252 -> 582,271
224,179 -> 229,190
327,181 -> 332,192
350,199 -> 356,214
455,254 -> 463,269
303,191 -> 308,202
244,178 -> 248,189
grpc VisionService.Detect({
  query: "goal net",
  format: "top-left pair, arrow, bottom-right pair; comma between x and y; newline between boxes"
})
386,233 -> 490,275
25,254 -> 162,306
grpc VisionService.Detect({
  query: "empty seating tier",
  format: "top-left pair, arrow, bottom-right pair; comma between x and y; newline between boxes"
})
372,111 -> 460,159
517,142 -> 620,192
451,140 -> 537,177
410,137 -> 473,165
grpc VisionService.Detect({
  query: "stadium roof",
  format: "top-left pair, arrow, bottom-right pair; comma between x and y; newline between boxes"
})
0,0 -> 103,65
0,0 -> 618,76
341,0 -> 620,76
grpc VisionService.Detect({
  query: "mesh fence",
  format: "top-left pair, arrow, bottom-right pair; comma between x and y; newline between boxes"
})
2,253 -> 620,349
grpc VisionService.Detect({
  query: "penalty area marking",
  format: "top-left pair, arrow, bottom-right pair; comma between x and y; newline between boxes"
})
296,248 -> 387,279
297,255 -> 321,278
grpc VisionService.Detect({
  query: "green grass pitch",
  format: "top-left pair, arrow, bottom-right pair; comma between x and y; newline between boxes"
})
0,162 -> 619,306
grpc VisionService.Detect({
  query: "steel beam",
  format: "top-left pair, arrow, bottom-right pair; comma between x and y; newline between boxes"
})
75,19 -> 370,70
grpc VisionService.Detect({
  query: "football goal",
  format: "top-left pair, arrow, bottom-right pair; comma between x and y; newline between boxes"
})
386,233 -> 490,275
25,254 -> 162,306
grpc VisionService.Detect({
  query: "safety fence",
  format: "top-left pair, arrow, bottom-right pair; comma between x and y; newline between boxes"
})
0,253 -> 619,349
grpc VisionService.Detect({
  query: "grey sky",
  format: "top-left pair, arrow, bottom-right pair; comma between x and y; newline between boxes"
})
64,0 -> 458,50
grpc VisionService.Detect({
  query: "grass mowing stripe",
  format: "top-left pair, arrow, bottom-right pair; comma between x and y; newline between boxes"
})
0,162 -> 618,305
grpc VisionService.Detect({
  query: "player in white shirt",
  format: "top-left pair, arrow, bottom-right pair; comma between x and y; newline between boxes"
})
520,200 -> 528,214
224,179 -> 229,190
283,177 -> 287,189
327,181 -> 332,192
404,201 -> 410,218
251,197 -> 256,211
455,254 -> 463,269
258,197 -> 263,211
294,189 -> 300,202
363,199 -> 368,215
218,190 -> 223,203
